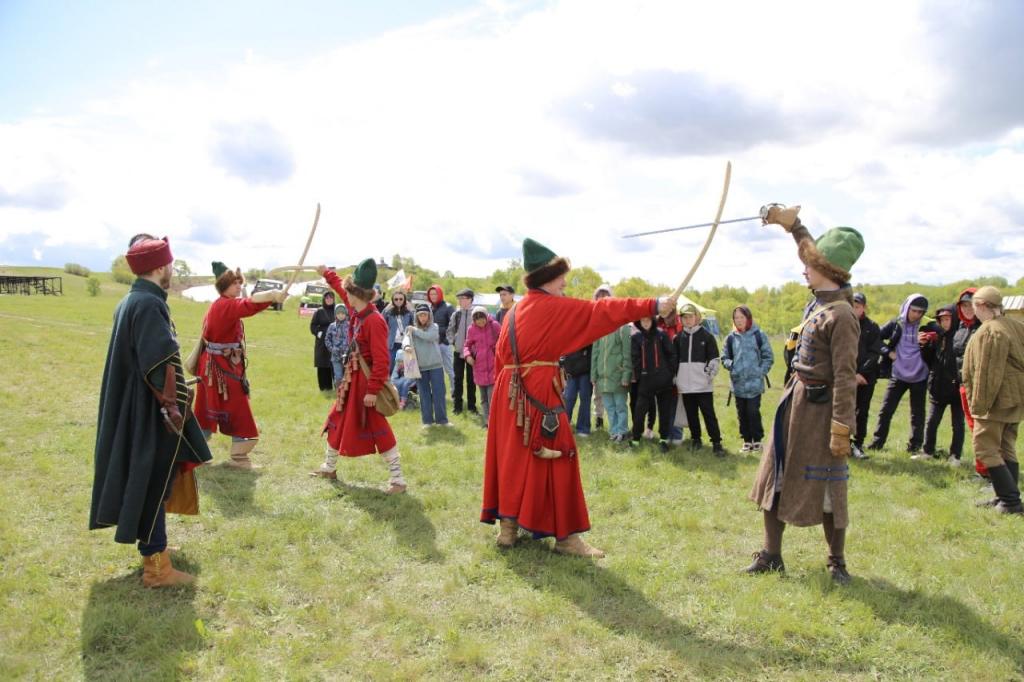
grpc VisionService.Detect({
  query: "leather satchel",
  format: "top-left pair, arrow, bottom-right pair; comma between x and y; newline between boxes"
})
355,350 -> 401,417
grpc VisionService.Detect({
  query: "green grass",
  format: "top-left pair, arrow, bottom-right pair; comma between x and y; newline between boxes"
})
2,267 -> 1023,680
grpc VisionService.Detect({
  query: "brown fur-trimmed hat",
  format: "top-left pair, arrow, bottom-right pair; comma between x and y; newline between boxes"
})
212,261 -> 244,294
522,237 -> 570,290
794,226 -> 863,286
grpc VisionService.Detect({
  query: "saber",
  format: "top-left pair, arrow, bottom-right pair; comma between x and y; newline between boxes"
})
622,214 -> 761,239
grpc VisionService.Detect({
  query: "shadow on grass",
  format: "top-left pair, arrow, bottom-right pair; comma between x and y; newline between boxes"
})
81,555 -> 204,680
199,465 -> 262,517
839,577 -> 1024,670
853,453 -> 959,489
421,426 -> 468,444
502,544 -> 770,676
336,483 -> 444,562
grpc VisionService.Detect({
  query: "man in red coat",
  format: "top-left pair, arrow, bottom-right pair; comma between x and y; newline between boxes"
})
310,259 -> 407,493
194,262 -> 287,468
481,238 -> 675,557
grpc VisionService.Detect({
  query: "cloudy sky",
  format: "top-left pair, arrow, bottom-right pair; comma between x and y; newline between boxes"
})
1,0 -> 1021,289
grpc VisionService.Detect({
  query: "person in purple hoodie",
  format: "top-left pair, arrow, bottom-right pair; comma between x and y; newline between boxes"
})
867,293 -> 937,454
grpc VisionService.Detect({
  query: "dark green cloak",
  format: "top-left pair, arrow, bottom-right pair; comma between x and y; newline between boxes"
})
89,278 -> 212,544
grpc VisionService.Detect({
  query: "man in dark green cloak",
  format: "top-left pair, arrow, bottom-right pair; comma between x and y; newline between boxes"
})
89,236 -> 212,587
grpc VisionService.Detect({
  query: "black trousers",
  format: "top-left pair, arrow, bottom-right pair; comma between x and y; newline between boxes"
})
629,382 -> 656,430
854,381 -> 877,447
452,351 -> 476,412
632,388 -> 676,441
923,393 -> 966,457
734,395 -> 764,443
682,392 -> 721,444
871,378 -> 927,449
316,367 -> 333,391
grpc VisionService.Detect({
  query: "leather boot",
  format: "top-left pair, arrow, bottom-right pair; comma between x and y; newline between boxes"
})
989,465 -> 1023,513
554,534 -> 605,558
142,549 -> 195,588
227,439 -> 260,469
496,519 -> 518,548
744,549 -> 785,574
1008,460 -> 1020,485
827,555 -> 852,585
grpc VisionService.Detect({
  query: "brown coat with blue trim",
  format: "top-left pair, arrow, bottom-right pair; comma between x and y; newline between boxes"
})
749,285 -> 859,528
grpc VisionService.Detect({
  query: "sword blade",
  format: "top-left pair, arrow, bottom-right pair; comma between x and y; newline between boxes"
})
621,215 -> 761,239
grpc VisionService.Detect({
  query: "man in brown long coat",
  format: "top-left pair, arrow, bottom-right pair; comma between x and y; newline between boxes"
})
747,206 -> 864,584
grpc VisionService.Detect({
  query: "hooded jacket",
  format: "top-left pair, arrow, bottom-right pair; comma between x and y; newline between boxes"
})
631,322 -> 677,392
953,286 -> 982,381
428,285 -> 455,342
463,314 -> 501,386
880,293 -> 931,383
310,294 -> 337,368
591,324 -> 632,394
722,307 -> 774,399
673,323 -> 720,394
922,305 -> 961,401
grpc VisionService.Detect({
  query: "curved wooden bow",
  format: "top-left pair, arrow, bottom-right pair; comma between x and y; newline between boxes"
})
280,203 -> 321,292
671,161 -> 731,299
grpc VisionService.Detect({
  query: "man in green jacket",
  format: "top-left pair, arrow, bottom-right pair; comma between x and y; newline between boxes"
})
963,286 -> 1024,514
90,236 -> 213,586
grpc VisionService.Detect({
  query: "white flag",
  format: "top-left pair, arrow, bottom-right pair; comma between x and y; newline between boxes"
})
386,269 -> 407,290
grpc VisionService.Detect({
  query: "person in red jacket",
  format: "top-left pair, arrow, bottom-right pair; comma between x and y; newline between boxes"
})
310,259 -> 407,493
194,262 -> 287,469
481,237 -> 676,557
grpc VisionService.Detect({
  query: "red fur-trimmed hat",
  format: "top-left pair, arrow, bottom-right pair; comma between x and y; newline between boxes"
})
125,237 -> 173,275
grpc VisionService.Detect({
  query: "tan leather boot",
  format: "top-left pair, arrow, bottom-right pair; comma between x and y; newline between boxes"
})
142,550 -> 195,588
496,518 -> 518,548
554,533 -> 605,558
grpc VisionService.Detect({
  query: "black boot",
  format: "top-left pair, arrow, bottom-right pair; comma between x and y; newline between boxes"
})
827,556 -> 852,585
1008,460 -> 1020,485
988,465 -> 1023,514
712,442 -> 726,458
745,549 -> 785,574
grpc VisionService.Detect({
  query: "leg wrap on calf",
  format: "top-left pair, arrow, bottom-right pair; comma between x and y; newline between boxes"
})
322,445 -> 339,473
380,447 -> 406,486
229,438 -> 257,465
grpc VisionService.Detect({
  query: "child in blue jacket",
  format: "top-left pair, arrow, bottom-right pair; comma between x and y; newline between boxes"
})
722,305 -> 774,452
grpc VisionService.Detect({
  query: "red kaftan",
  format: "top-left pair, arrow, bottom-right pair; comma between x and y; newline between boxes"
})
321,270 -> 397,456
194,295 -> 272,438
481,290 -> 657,539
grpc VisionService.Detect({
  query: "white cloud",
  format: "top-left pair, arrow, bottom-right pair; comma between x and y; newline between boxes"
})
0,0 -> 1021,289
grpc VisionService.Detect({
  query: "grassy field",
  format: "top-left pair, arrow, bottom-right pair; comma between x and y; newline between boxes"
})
1,267 -> 1022,680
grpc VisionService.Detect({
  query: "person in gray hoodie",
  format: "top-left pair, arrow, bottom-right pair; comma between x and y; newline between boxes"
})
673,303 -> 725,455
867,293 -> 936,454
407,302 -> 449,426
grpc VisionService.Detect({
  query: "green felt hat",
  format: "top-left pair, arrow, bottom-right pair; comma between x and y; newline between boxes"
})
815,227 -> 864,274
211,261 -> 228,278
522,238 -> 558,273
352,258 -> 377,289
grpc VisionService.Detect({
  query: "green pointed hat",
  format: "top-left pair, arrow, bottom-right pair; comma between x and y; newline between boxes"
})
352,258 -> 377,289
815,227 -> 864,274
522,238 -> 558,273
212,261 -> 228,278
